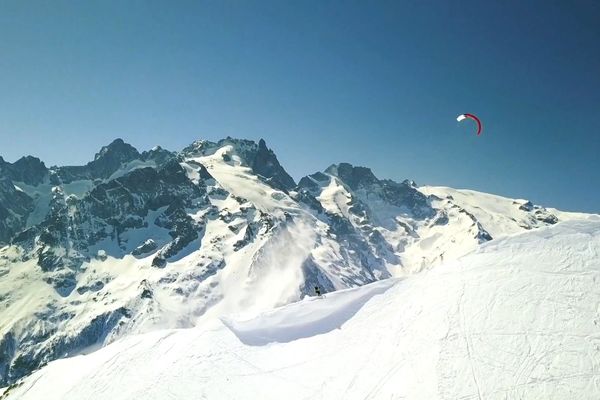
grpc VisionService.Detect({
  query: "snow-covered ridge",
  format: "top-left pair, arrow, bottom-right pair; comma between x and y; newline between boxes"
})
0,137 -> 597,387
419,186 -> 589,238
4,219 -> 600,400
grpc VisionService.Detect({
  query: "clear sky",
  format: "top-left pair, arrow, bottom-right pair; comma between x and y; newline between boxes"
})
0,0 -> 598,212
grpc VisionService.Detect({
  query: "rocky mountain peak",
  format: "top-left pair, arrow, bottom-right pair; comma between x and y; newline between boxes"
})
11,156 -> 48,185
325,163 -> 379,190
251,138 -> 296,191
93,138 -> 138,161
50,139 -> 142,183
141,145 -> 176,165
182,137 -> 295,192
0,155 -> 48,186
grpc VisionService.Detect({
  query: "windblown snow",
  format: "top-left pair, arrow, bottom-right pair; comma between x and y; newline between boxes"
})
4,219 -> 600,400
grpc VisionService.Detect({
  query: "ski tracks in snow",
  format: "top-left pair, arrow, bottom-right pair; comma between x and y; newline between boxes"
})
458,279 -> 483,400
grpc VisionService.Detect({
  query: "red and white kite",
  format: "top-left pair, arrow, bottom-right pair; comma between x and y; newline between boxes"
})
457,113 -> 482,136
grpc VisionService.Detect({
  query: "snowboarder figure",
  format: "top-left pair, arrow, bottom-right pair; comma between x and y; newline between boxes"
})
314,286 -> 321,296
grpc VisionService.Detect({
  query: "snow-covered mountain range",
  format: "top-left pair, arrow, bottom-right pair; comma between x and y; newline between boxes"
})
3,219 -> 600,400
0,137 -> 594,389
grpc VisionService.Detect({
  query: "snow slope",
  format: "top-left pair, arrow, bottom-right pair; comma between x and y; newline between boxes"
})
419,186 -> 589,238
5,218 -> 600,400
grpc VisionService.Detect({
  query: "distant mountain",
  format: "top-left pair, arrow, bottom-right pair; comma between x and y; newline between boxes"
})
0,137 -> 593,386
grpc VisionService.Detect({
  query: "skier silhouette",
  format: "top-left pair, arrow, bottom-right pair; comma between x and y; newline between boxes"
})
314,286 -> 321,296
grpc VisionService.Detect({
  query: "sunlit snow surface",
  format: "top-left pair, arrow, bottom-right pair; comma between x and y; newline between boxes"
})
5,219 -> 600,400
420,186 -> 590,238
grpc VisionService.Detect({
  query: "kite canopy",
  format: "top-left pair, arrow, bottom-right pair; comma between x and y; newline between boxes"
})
457,113 -> 482,135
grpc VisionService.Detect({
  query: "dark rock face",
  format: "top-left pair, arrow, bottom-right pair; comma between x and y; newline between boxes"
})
325,213 -> 391,281
42,269 -> 78,297
4,306 -> 131,385
152,200 -> 202,266
518,201 -> 534,212
86,162 -> 201,221
84,138 -> 141,177
321,163 -> 435,219
292,188 -> 324,213
476,228 -> 493,242
297,176 -> 320,191
6,151 -> 206,295
233,224 -> 256,251
76,280 -> 105,295
0,155 -> 45,243
297,172 -> 330,193
0,177 -> 34,244
51,138 -> 142,183
35,187 -> 72,249
432,211 -> 449,226
251,139 -> 296,191
535,210 -> 558,224
368,230 -> 401,265
0,156 -> 48,185
325,163 -> 379,190
141,146 -> 175,166
0,332 -> 16,382
132,239 -> 158,257
381,179 -> 432,214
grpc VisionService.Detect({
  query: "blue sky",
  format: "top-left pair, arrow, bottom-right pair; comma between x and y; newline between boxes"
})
0,0 -> 598,212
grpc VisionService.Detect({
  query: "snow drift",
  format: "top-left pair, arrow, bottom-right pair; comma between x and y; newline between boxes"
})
4,218 -> 600,400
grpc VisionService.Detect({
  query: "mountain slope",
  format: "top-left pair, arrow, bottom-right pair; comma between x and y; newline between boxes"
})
0,137 -> 595,386
419,186 -> 585,237
4,218 -> 600,400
